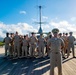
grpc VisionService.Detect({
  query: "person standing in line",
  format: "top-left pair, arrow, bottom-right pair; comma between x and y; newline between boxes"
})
19,35 -> 24,57
67,32 -> 75,58
47,28 -> 65,75
3,33 -> 11,57
22,35 -> 29,57
9,33 -> 14,58
38,33 -> 46,57
58,33 -> 66,59
29,32 -> 38,57
13,31 -> 21,58
65,33 -> 69,53
46,32 -> 52,56
26,34 -> 30,55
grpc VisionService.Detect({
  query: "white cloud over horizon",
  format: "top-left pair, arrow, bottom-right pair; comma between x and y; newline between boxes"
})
50,20 -> 76,32
0,19 -> 76,38
42,20 -> 76,37
39,20 -> 76,37
0,22 -> 37,38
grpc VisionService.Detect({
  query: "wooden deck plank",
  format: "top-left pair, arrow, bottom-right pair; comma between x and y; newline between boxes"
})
10,59 -> 28,75
0,50 -> 76,75
0,59 -> 10,73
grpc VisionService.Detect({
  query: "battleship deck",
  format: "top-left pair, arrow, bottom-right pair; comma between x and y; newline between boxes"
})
0,47 -> 76,75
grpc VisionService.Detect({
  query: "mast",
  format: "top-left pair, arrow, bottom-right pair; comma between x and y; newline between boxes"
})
38,5 -> 43,34
34,5 -> 46,34
39,6 -> 42,28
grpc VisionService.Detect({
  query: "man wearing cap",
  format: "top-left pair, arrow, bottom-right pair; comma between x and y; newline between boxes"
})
65,33 -> 69,54
9,33 -> 14,58
29,32 -> 38,57
3,33 -> 11,57
59,33 -> 66,59
38,33 -> 46,57
22,35 -> 29,57
46,32 -> 52,55
13,32 -> 21,58
47,28 -> 64,75
67,32 -> 75,58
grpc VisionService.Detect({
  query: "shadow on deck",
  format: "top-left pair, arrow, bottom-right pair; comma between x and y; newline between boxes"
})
0,57 -> 50,75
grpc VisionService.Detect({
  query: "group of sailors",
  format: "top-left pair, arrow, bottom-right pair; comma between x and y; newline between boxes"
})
3,28 -> 76,75
3,30 -> 75,59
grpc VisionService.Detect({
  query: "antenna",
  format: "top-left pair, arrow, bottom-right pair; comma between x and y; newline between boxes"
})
39,6 -> 42,28
34,5 -> 46,34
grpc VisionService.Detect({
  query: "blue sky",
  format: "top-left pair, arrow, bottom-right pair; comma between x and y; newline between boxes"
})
0,0 -> 76,37
0,0 -> 76,24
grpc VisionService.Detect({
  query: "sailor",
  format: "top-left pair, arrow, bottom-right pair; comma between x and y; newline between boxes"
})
3,33 -> 11,57
26,34 -> 30,55
47,28 -> 65,75
13,31 -> 21,58
38,33 -> 46,57
65,33 -> 69,53
22,35 -> 29,57
9,33 -> 14,58
46,32 -> 52,55
59,33 -> 66,59
47,33 -> 52,57
67,32 -> 75,58
29,32 -> 38,57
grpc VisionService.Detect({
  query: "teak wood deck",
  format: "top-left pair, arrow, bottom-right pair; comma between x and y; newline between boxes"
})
0,48 -> 76,75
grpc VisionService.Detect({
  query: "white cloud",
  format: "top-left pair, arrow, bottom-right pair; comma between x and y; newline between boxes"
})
0,22 -> 37,38
0,20 -> 76,38
50,20 -> 76,32
49,20 -> 76,37
39,20 -> 76,37
20,11 -> 26,14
